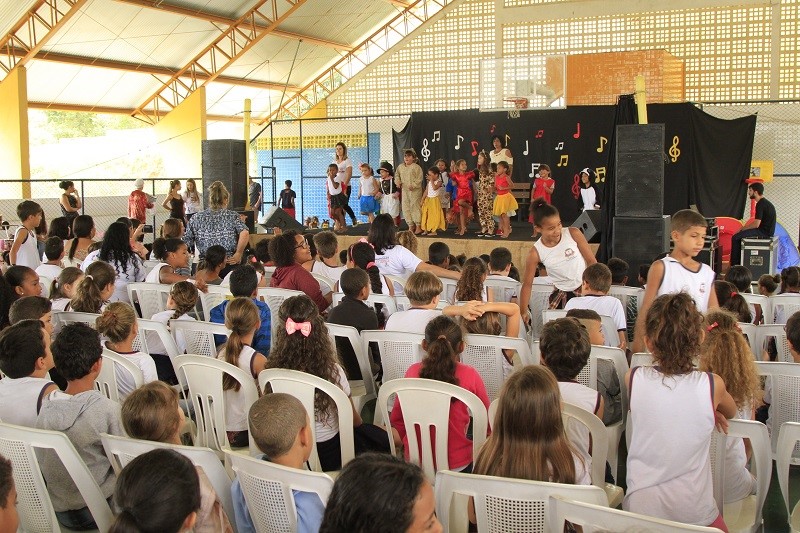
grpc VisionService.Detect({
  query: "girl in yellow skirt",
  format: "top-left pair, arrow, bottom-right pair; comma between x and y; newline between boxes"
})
493,160 -> 519,238
420,166 -> 446,236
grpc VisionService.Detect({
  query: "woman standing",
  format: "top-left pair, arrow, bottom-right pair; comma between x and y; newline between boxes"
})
182,178 -> 202,221
162,180 -> 186,225
489,134 -> 514,176
334,142 -> 358,226
58,181 -> 81,226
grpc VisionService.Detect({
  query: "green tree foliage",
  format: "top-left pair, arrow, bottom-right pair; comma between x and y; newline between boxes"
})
45,111 -> 105,139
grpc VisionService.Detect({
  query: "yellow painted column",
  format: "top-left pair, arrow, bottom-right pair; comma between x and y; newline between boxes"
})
153,87 -> 207,193
0,67 -> 31,199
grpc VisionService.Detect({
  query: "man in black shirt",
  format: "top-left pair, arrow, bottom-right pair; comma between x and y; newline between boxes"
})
730,182 -> 777,266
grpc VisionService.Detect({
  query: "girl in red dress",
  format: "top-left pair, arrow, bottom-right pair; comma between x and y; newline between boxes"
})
449,159 -> 475,236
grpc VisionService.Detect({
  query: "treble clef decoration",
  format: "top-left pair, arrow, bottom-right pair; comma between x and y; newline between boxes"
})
421,139 -> 431,162
669,136 -> 681,162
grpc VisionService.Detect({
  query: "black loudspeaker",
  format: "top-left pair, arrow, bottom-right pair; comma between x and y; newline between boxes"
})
234,209 -> 255,234
613,216 -> 671,283
571,210 -> 603,243
201,139 -> 247,210
260,206 -> 304,232
615,124 -> 665,217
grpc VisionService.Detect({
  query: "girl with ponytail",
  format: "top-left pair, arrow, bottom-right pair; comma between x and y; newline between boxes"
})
348,240 -> 394,327
220,297 -> 267,448
389,315 -> 490,473
70,261 -> 115,313
149,281 -> 198,382
145,238 -> 207,290
50,267 -> 84,311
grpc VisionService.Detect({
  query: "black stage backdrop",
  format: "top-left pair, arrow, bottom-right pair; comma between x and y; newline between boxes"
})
393,103 -> 756,255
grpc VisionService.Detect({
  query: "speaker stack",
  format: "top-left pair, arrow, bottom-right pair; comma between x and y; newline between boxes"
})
201,139 -> 248,210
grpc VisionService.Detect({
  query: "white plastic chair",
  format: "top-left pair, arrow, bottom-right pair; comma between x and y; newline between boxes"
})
435,470 -> 607,533
529,283 -> 554,340
756,324 -> 793,362
630,352 -> 656,367
170,320 -> 230,358
608,285 -> 644,312
174,355 -> 260,456
200,285 -> 231,322
742,293 -> 772,325
709,419 -> 771,533
100,433 -> 236,525
439,277 -> 459,304
462,333 -> 537,403
484,277 -> 521,303
39,275 -> 52,298
0,422 -> 115,533
777,422 -> 800,531
142,259 -> 161,277
225,451 -> 333,533
258,368 -> 355,473
738,322 -> 759,357
547,495 -> 724,532
325,323 -> 377,416
361,330 -> 425,383
384,274 -> 407,294
331,292 -> 398,317
133,318 -> 179,358
378,378 -> 488,482
754,361 -> 800,457
52,310 -> 100,329
96,348 -> 144,403
542,308 -> 568,325
772,294 -> 800,324
127,282 -> 171,318
310,272 -> 336,294
257,287 -> 304,340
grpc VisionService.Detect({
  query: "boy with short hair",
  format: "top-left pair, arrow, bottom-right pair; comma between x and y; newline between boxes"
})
231,393 -> 325,533
327,268 -> 379,379
9,295 -> 53,333
10,200 -> 43,269
565,308 -> 622,426
37,323 -> 123,530
211,265 -> 271,354
0,320 -> 58,426
427,242 -> 450,269
37,236 -> 65,281
311,231 -> 346,296
633,209 -> 717,352
564,263 -> 627,350
279,180 -> 297,219
488,246 -> 519,303
606,257 -> 629,286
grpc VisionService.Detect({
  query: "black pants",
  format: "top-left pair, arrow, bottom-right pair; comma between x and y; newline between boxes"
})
343,185 -> 357,223
730,228 -> 768,266
316,424 -> 391,472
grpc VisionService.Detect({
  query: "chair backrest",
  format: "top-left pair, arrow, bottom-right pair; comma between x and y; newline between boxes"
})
462,333 -> 537,403
630,352 -> 655,367
384,274 -> 407,294
546,495 -> 724,533
378,378 -> 488,482
738,322 -> 759,357
258,368 -> 355,472
170,320 -> 230,358
127,282 -> 171,318
0,422 -> 114,533
52,310 -> 100,329
709,419 -> 771,531
435,470 -> 607,533
755,361 -> 800,455
529,283 -> 555,339
225,451 -> 334,533
561,402 -> 607,489
361,330 -> 425,383
133,318 -> 180,358
39,275 -> 51,298
257,287 -> 304,340
200,285 -> 231,321
578,346 -> 628,401
756,324 -> 793,363
608,285 -> 644,312
742,293 -> 772,324
777,422 -> 800,520
101,433 -> 235,523
772,293 -> 800,324
142,259 -> 161,277
439,277 -> 459,303
310,272 -> 336,294
325,323 -> 377,402
96,348 -> 144,403
484,277 -> 522,303
542,309 -> 568,325
174,355 -> 260,455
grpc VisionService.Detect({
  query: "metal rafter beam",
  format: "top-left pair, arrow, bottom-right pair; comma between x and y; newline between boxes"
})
28,101 -> 242,122
0,0 -> 90,79
133,0 -> 308,124
114,0 -> 353,51
9,46 -> 295,90
259,0 -> 459,123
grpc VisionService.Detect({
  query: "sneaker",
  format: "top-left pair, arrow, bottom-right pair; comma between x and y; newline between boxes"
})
476,233 -> 485,237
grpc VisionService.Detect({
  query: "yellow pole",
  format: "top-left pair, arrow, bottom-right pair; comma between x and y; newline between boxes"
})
244,98 -> 252,210
634,75 -> 648,124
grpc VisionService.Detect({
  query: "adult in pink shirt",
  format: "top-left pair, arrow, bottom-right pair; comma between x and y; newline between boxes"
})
128,178 -> 154,224
268,230 -> 332,313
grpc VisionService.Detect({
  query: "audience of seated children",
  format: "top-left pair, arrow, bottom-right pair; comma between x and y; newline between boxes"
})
775,266 -> 800,324
195,245 -> 227,286
266,294 -> 391,471
148,280 -> 198,382
762,310 -> 800,428
384,271 -> 481,334
564,263 -> 627,350
121,382 -> 233,532
454,257 -> 489,303
487,247 -> 519,303
310,231 -> 346,296
37,323 -> 124,530
625,293 -> 736,529
460,301 -> 521,378
0,320 -> 58,426
96,302 -> 158,399
36,236 -> 65,281
219,297 -> 268,449
108,449 -> 200,533
699,309 -> 761,504
269,230 -> 331,313
146,238 -> 206,290
390,315 -> 490,473
634,210 -> 718,352
726,265 -> 761,324
5,265 -> 42,300
539,317 -> 603,481
473,365 -> 591,491
327,268 -> 380,379
606,256 -> 637,339
714,280 -> 752,323
49,267 -> 84,312
10,200 -> 43,269
427,241 -> 450,269
231,393 -> 325,533
759,273 -> 780,296
69,260 -> 116,313
0,455 -> 18,533
210,265 -> 271,355
319,453 -> 440,533
565,308 -> 622,427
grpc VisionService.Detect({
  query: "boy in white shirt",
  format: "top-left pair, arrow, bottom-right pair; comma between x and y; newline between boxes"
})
36,237 -> 65,282
310,231 -> 346,296
565,263 -> 627,350
488,247 -> 519,303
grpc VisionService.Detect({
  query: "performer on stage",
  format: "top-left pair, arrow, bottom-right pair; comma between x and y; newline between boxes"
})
489,134 -> 513,176
529,164 -> 555,236
577,168 -> 600,211
395,149 -> 424,235
730,182 -> 776,266
377,162 -> 401,225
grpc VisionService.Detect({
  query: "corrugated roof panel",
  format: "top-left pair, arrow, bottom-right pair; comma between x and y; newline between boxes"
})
0,0 -> 42,37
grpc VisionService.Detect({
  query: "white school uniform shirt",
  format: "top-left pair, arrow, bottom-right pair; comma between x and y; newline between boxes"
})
82,251 -> 146,303
316,364 -> 350,442
105,345 -> 158,401
311,261 -> 346,296
144,262 -> 170,284
360,176 -> 377,196
624,366 -> 718,526
0,376 -> 56,427
532,228 -> 586,292
564,294 -> 627,342
220,345 -> 259,432
385,308 -> 441,335
149,310 -> 195,354
51,298 -> 70,312
559,381 -> 601,483
374,245 -> 422,295
14,227 -> 41,269
36,263 -> 63,281
657,257 -> 716,313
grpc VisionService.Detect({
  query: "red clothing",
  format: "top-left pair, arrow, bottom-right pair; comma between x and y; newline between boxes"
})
451,171 -> 475,204
128,190 -> 153,223
494,173 -> 511,195
389,361 -> 490,470
532,177 -> 555,203
270,263 -> 329,313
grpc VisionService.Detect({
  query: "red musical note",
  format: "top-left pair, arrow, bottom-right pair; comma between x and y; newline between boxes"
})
471,140 -> 479,156
490,124 -> 496,134
571,174 -> 581,199
573,122 -> 581,139
535,130 -> 544,138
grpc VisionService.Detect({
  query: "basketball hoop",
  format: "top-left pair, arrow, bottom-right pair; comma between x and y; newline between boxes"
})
504,97 -> 529,109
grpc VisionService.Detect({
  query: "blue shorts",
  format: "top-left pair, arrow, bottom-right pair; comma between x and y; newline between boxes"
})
360,196 -> 378,214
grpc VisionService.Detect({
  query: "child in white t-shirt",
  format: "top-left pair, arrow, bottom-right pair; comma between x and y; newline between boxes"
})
310,231 -> 346,297
357,163 -> 380,224
149,281 -> 198,383
564,263 -> 627,350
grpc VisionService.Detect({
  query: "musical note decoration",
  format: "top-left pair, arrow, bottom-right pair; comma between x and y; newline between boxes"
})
432,131 -> 441,142
669,136 -> 681,162
490,124 -> 496,134
595,167 -> 607,183
455,135 -> 463,150
535,130 -> 544,139
505,133 -> 511,146
555,142 -> 564,151
529,163 -> 541,178
596,136 -> 608,153
571,174 -> 581,199
471,141 -> 479,156
523,140 -> 529,156
421,139 -> 430,162
573,123 -> 581,139
557,154 -> 569,167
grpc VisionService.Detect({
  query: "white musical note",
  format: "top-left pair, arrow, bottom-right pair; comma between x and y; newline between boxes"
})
455,135 -> 464,150
421,139 -> 430,162
555,141 -> 564,151
529,163 -> 541,178
432,130 -> 440,142
523,140 -> 529,156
